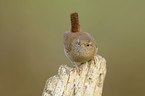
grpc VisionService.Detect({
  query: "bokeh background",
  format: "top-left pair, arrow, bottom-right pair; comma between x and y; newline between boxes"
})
0,0 -> 145,96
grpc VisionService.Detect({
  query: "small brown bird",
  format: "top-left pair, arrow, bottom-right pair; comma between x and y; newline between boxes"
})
64,12 -> 98,72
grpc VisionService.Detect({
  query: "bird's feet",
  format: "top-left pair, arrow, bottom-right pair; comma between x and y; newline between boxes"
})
75,64 -> 81,75
92,56 -> 97,64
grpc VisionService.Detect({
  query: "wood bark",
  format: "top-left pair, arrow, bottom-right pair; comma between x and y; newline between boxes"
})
42,55 -> 106,96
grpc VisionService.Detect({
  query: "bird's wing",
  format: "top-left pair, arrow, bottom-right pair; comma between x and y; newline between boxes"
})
64,32 -> 72,52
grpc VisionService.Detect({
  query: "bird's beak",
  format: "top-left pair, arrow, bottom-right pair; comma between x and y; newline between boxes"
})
81,44 -> 85,46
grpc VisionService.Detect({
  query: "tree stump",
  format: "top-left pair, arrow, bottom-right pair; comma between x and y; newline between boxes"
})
42,55 -> 106,96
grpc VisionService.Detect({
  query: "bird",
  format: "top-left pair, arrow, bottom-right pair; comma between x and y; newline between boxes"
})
63,12 -> 98,73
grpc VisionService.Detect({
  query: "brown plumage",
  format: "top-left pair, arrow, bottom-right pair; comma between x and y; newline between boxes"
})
64,32 -> 97,63
64,12 -> 98,72
70,12 -> 81,32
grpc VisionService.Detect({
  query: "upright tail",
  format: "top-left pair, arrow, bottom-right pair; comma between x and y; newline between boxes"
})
70,12 -> 81,32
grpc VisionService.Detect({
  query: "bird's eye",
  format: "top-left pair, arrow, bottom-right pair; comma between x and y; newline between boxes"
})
77,42 -> 80,45
87,44 -> 90,47
76,41 -> 81,46
86,43 -> 92,47
76,39 -> 81,46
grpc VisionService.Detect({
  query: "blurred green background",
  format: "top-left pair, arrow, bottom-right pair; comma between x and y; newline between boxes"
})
0,0 -> 145,96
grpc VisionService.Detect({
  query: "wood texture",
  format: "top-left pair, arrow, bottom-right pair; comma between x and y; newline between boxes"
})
42,55 -> 106,96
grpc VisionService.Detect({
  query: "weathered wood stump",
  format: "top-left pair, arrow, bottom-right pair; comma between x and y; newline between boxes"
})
42,55 -> 106,96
